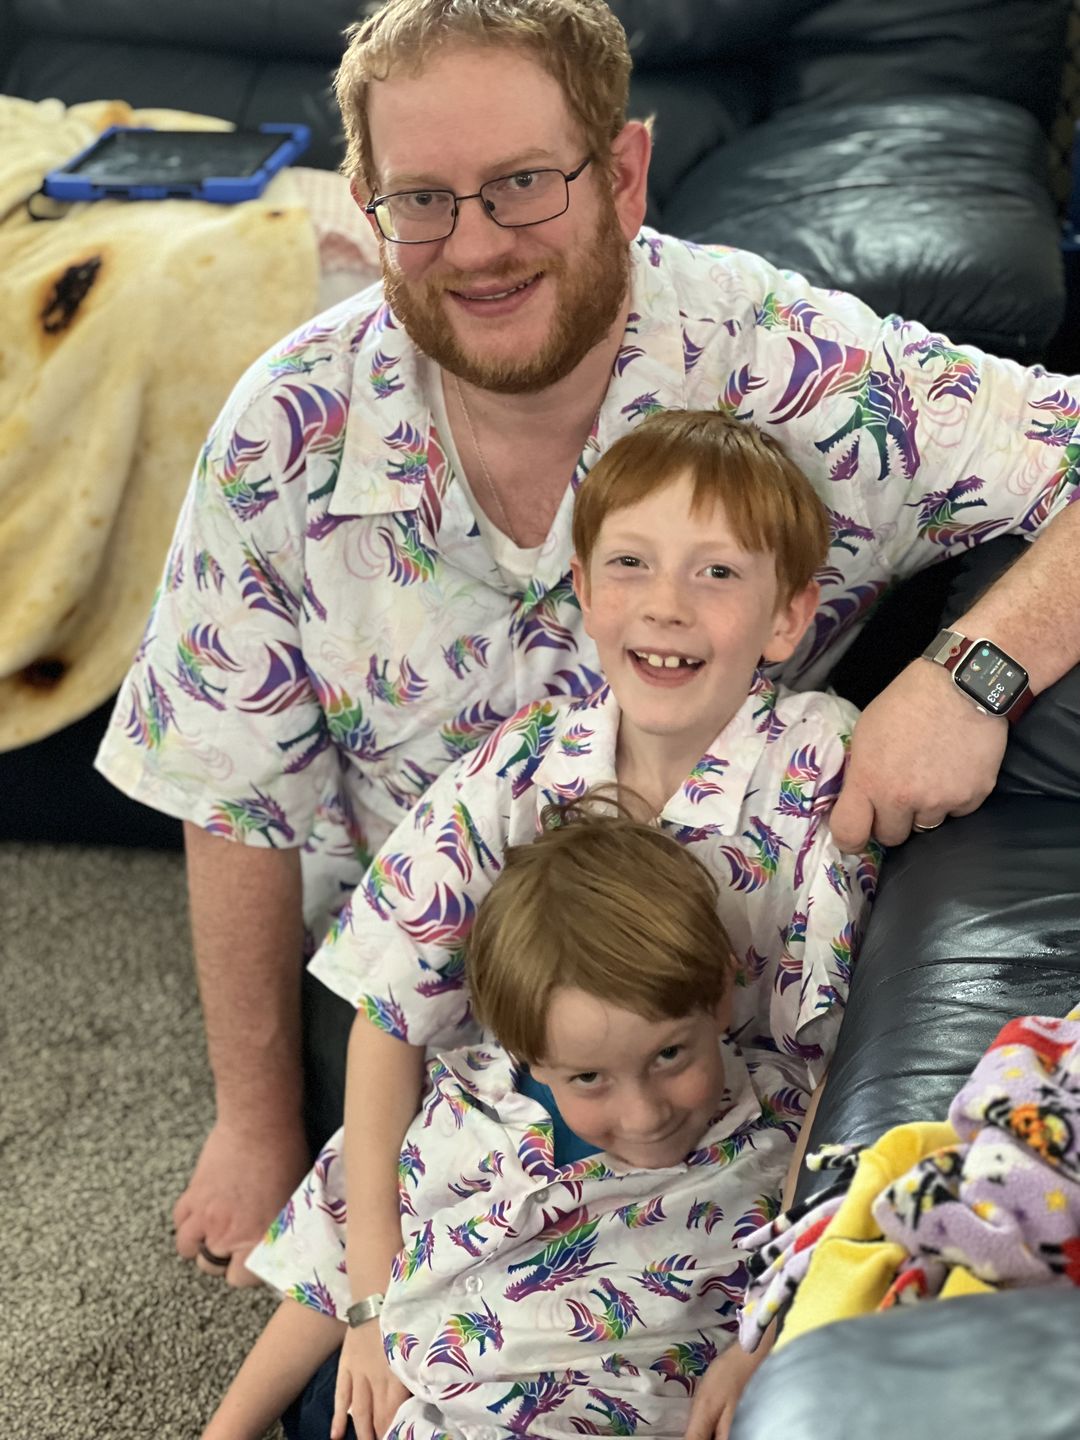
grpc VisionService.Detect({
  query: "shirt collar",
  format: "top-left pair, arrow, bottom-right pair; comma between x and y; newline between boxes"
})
329,300 -> 430,518
434,1032 -> 764,1180
326,228 -> 689,542
659,673 -> 777,839
530,683 -> 620,804
531,673 -> 778,840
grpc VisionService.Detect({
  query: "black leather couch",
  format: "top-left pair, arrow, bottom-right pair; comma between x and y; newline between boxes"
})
0,0 -> 1070,361
4,4 -> 1080,1433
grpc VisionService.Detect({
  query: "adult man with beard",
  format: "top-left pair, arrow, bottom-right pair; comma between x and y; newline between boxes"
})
96,0 -> 1080,1297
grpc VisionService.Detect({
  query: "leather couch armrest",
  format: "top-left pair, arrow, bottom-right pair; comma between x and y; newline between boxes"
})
731,1287 -> 1080,1440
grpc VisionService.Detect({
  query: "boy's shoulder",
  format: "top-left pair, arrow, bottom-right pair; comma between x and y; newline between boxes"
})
461,685 -> 614,781
772,683 -> 859,736
737,682 -> 857,815
755,679 -> 858,753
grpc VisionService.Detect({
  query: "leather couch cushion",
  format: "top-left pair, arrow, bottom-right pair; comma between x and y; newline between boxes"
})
800,792 -> 1080,1166
780,0 -> 1070,132
662,96 -> 1063,359
8,0 -> 361,59
629,68 -> 762,216
5,37 -> 344,169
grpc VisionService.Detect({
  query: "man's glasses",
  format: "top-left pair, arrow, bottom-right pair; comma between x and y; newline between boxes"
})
364,157 -> 592,244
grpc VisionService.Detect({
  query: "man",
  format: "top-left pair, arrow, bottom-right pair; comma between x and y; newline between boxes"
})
96,0 -> 1080,1298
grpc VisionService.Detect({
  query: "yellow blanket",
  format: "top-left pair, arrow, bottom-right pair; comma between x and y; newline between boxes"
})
775,1121 -> 993,1352
0,97 -> 318,751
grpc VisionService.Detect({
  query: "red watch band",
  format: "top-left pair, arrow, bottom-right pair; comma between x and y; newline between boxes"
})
1004,686 -> 1034,722
936,634 -> 969,675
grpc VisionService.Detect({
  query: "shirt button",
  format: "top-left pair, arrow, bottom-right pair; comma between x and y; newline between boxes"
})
463,1274 -> 484,1294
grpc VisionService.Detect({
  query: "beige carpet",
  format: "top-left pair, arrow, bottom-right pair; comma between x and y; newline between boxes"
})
1,842 -> 285,1439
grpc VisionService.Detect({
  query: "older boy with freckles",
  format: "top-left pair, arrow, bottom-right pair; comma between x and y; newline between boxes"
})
215,409 -> 877,1439
206,803 -> 824,1440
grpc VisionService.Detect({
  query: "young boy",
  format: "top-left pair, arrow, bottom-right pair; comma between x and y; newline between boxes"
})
206,803 -> 824,1440
210,409 -> 876,1438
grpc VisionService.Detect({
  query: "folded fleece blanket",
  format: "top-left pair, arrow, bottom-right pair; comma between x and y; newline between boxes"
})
0,97 -> 318,751
739,1002 -> 1080,1352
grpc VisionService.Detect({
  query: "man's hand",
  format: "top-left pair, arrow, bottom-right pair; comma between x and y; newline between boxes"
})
831,657 -> 1007,850
332,1320 -> 410,1440
685,1341 -> 767,1440
174,1116 -> 310,1286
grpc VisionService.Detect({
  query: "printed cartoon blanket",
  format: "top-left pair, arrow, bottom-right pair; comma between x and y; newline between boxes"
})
0,96 -> 317,751
738,1003 -> 1080,1353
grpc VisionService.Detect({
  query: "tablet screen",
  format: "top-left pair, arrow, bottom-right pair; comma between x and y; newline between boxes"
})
64,130 -> 286,186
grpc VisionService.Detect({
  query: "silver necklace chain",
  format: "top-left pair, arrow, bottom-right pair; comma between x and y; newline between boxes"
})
452,373 -> 521,546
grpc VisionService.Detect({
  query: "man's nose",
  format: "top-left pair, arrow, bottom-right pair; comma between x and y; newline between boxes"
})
440,195 -> 519,273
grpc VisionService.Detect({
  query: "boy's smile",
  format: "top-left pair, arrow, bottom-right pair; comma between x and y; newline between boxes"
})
627,646 -> 705,686
571,470 -> 819,792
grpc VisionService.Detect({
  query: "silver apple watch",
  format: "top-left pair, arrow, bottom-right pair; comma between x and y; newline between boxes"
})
921,629 -> 1033,721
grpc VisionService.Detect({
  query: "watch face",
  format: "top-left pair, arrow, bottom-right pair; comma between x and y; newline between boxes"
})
953,642 -> 1029,715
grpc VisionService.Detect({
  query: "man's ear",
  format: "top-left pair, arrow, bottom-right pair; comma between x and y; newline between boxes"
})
609,120 -> 651,243
350,177 -> 381,238
763,579 -> 820,664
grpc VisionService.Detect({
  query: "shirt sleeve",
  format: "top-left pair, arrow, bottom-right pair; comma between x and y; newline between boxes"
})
775,736 -> 879,1093
695,249 -> 1077,578
94,372 -> 337,848
308,705 -> 543,1048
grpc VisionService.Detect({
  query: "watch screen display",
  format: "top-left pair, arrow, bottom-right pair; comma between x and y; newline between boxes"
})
954,644 -> 1028,715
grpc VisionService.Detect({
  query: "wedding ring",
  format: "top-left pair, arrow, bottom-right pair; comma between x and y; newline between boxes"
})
912,819 -> 945,833
198,1241 -> 232,1268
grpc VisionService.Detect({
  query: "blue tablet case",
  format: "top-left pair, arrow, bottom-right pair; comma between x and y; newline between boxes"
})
42,123 -> 310,204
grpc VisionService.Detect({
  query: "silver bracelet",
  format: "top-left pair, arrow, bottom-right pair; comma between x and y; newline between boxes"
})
346,1293 -> 385,1328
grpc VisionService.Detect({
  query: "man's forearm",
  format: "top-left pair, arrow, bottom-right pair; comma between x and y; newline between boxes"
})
184,821 -> 305,1129
959,498 -> 1080,693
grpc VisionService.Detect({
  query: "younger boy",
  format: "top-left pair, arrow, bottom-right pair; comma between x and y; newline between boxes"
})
206,803 -> 814,1440
225,409 -> 876,1438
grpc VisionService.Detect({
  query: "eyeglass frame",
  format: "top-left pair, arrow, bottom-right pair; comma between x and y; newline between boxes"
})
363,156 -> 594,244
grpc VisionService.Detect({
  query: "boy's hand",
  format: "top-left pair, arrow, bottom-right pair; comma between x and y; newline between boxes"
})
332,1321 -> 410,1440
685,1341 -> 768,1440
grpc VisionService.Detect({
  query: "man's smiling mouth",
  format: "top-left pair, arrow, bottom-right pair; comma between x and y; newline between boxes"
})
450,273 -> 542,302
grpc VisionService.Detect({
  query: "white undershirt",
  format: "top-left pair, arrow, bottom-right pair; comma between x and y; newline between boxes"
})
425,359 -> 543,588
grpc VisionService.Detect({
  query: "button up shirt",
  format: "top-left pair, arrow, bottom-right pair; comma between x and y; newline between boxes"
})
310,676 -> 873,1096
249,1036 -> 803,1440
95,228 -> 1073,953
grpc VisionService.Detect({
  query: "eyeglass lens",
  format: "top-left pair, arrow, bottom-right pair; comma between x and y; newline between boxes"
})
375,169 -> 569,243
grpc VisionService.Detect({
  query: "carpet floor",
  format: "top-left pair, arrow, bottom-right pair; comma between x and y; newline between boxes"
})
2,842 -> 285,1439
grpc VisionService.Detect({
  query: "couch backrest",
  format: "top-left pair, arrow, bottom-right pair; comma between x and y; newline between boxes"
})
5,0 -> 1072,117
5,0 -> 365,62
2,0 -> 1071,177
614,0 -> 1071,132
